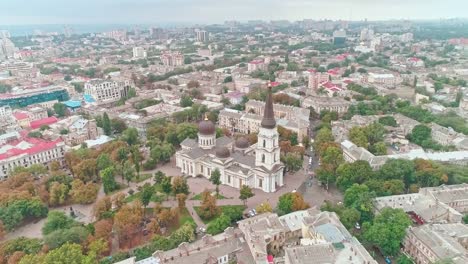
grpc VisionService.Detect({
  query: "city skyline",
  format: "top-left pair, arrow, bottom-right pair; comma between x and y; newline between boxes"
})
1,0 -> 468,25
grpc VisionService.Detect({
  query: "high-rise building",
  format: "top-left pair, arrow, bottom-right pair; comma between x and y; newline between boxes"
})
132,47 -> 147,59
196,30 -> 209,43
360,28 -> 374,41
84,79 -> 132,104
333,29 -> 347,45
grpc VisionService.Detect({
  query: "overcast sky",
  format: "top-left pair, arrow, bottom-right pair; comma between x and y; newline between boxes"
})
1,0 -> 467,25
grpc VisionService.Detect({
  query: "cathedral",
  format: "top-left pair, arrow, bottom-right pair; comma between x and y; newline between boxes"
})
175,85 -> 284,193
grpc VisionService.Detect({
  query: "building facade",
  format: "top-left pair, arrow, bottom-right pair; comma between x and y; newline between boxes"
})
84,79 -> 131,104
176,86 -> 284,193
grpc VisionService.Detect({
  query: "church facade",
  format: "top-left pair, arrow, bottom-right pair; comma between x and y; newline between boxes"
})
175,85 -> 284,193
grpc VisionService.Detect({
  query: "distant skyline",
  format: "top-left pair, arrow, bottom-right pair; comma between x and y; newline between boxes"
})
1,0 -> 467,25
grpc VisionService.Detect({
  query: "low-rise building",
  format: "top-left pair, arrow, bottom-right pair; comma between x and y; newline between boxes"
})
302,96 -> 351,114
403,223 -> 468,264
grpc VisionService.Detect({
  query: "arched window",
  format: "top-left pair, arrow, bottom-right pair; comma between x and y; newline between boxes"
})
262,154 -> 265,163
263,140 -> 266,148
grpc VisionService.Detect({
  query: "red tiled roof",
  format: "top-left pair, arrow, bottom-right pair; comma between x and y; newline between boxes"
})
0,136 -> 62,161
249,60 -> 264,65
13,112 -> 29,120
30,117 -> 59,129
270,81 -> 280,87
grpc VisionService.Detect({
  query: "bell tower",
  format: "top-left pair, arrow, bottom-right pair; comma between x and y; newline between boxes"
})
255,83 -> 281,170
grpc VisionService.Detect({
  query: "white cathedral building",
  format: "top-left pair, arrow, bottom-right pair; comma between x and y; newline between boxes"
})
175,86 -> 285,193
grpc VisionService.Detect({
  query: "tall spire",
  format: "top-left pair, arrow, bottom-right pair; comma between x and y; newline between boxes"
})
261,82 -> 276,129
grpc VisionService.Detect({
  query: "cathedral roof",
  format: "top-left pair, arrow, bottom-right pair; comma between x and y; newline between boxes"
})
215,147 -> 231,159
261,83 -> 276,129
235,137 -> 250,149
198,117 -> 216,135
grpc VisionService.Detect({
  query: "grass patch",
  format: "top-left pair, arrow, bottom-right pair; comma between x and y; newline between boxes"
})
193,205 -> 246,225
191,193 -> 226,200
131,173 -> 152,183
124,183 -> 167,203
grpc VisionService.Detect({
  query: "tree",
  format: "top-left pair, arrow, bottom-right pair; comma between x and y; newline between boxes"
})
371,141 -> 387,155
69,179 -> 99,204
53,103 -> 67,117
42,211 -> 78,236
378,116 -> 397,127
379,159 -> 415,187
344,184 -> 375,222
122,128 -> 139,145
180,95 -> 194,107
96,153 -> 113,171
336,160 -> 374,191
25,243 -> 95,264
114,202 -> 144,243
44,226 -> 89,249
140,183 -> 154,210
176,193 -> 187,209
256,201 -> 273,214
198,190 -> 220,220
122,160 -> 136,186
0,221 -> 5,240
93,197 -> 112,220
363,208 -> 412,256
277,192 -> 309,215
282,153 -> 303,172
154,171 -> 166,184
349,127 -> 368,148
101,167 -> 117,194
321,145 -> 344,174
176,123 -> 198,143
210,169 -> 221,196
408,125 -> 432,145
172,176 -> 189,198
111,118 -> 127,134
239,185 -> 254,206
340,208 -> 361,230
102,113 -> 112,136
49,181 -> 69,206
206,213 -> 231,235
223,76 -> 233,83
161,176 -> 172,199
187,80 -> 200,88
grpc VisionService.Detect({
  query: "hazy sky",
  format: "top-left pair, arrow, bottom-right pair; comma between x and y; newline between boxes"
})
1,0 -> 467,25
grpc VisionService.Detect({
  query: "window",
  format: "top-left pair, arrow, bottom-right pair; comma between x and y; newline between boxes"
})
259,178 -> 263,188
263,140 -> 266,148
228,175 -> 231,183
262,154 -> 265,163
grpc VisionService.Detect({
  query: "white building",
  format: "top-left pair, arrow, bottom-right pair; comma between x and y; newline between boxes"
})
247,59 -> 267,73
132,47 -> 147,59
84,79 -> 132,104
196,30 -> 209,43
175,86 -> 284,193
0,134 -> 66,179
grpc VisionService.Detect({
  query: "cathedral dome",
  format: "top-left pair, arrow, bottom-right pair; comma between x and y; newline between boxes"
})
198,118 -> 215,135
235,137 -> 250,149
215,147 -> 230,159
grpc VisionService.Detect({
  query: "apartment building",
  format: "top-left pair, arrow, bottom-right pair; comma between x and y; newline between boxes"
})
247,59 -> 267,72
196,30 -> 209,43
0,132 -> 66,179
50,116 -> 99,146
308,71 -> 330,92
160,51 -> 184,67
84,79 -> 131,104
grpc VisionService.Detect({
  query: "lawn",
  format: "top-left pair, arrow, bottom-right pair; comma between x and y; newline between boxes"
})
124,183 -> 167,203
193,205 -> 246,225
169,208 -> 195,233
191,193 -> 227,200
131,173 -> 153,183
